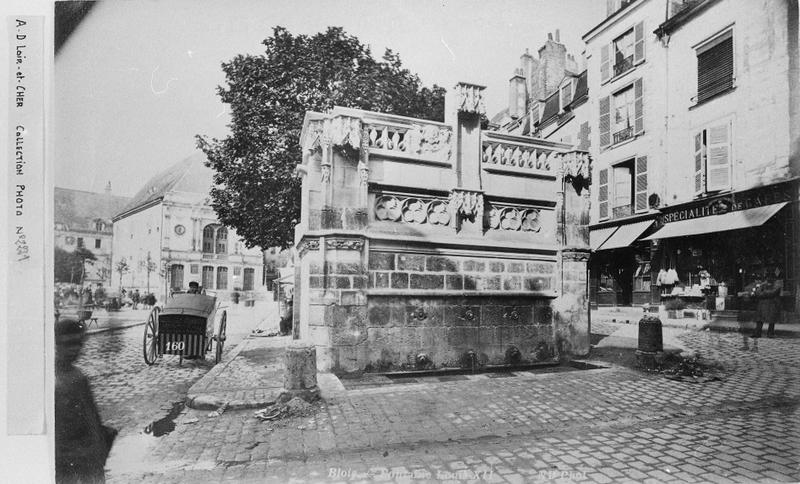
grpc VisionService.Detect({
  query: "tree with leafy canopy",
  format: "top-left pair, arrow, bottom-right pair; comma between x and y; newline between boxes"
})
115,257 -> 130,291
55,247 -> 80,284
198,26 -> 446,249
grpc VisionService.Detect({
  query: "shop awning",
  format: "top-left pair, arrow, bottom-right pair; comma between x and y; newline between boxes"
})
597,220 -> 655,250
590,226 -> 618,250
644,202 -> 788,240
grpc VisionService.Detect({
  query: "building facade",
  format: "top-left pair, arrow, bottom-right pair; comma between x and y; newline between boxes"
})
111,153 -> 264,302
54,185 -> 131,285
586,0 -> 800,318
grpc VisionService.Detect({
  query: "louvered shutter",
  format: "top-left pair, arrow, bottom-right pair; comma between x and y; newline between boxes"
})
697,35 -> 734,103
599,168 -> 609,220
634,78 -> 644,134
599,95 -> 611,147
600,44 -> 610,83
633,21 -> 645,64
635,156 -> 648,213
706,121 -> 731,191
694,132 -> 705,195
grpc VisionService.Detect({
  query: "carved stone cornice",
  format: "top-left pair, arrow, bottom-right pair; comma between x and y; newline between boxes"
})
325,238 -> 364,251
454,83 -> 486,115
560,248 -> 591,262
298,238 -> 320,256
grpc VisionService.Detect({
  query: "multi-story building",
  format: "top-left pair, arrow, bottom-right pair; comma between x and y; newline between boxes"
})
586,0 -> 799,318
111,152 -> 264,302
54,185 -> 131,285
584,0 -> 664,307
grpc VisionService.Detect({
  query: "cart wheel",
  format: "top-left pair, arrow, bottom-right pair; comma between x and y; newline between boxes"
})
215,310 -> 227,364
143,306 -> 160,365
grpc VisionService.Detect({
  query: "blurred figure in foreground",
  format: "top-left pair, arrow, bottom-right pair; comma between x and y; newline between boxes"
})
55,319 -> 116,483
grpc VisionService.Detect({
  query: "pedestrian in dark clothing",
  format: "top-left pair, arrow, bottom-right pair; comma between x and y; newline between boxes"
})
55,319 -> 117,483
752,271 -> 782,338
132,289 -> 140,310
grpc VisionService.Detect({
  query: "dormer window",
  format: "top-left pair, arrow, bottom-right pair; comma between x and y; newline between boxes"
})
95,220 -> 106,232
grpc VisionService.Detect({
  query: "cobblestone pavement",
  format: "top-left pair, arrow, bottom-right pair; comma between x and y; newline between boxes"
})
76,302 -> 273,434
105,326 -> 800,483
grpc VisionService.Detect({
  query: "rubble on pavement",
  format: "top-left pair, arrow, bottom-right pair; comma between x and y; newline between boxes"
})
254,397 -> 317,422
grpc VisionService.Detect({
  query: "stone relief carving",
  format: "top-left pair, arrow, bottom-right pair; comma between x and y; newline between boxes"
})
488,206 -> 542,232
320,164 -> 331,184
324,115 -> 361,150
325,239 -> 364,250
448,190 -> 483,218
410,307 -> 427,321
454,83 -> 486,115
562,150 -> 592,191
357,160 -> 369,185
374,195 -> 451,226
299,238 -> 320,255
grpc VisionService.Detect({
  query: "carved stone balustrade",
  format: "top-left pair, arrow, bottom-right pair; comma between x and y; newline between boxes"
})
365,122 -> 452,164
481,131 -> 570,179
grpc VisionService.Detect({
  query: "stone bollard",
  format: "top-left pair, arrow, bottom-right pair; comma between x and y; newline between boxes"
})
636,315 -> 663,370
281,341 -> 320,403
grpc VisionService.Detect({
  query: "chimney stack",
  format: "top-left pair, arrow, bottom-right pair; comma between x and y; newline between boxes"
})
508,68 -> 527,119
555,29 -> 561,43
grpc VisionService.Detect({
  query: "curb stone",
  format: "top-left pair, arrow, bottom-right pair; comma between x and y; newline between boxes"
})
185,334 -> 285,410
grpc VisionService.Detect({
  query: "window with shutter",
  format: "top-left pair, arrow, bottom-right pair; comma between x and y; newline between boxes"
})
612,30 -> 634,77
633,21 -> 645,64
600,44 -> 610,83
694,132 -> 705,195
693,120 -> 732,196
696,30 -> 734,104
634,78 -> 644,134
598,168 -> 609,220
706,122 -> 731,191
635,156 -> 648,213
599,96 -> 611,147
612,160 -> 636,218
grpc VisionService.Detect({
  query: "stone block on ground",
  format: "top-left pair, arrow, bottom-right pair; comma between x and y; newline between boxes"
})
283,341 -> 321,403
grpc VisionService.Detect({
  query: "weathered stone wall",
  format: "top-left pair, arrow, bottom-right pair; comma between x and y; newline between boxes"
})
296,87 -> 592,374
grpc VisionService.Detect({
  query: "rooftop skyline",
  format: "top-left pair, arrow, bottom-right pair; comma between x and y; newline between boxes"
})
55,0 -> 605,197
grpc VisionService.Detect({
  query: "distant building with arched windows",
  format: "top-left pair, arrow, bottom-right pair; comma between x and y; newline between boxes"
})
111,152 -> 264,301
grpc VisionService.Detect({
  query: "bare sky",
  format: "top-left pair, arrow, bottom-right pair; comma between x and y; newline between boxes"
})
55,0 -> 605,197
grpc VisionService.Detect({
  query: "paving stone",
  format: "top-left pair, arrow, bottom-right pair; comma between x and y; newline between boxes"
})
100,326 -> 800,483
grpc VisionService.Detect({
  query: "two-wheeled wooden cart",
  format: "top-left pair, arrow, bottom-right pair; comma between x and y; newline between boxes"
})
142,292 -> 227,365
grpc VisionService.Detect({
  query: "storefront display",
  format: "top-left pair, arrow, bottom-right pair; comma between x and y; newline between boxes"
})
644,179 -> 796,318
